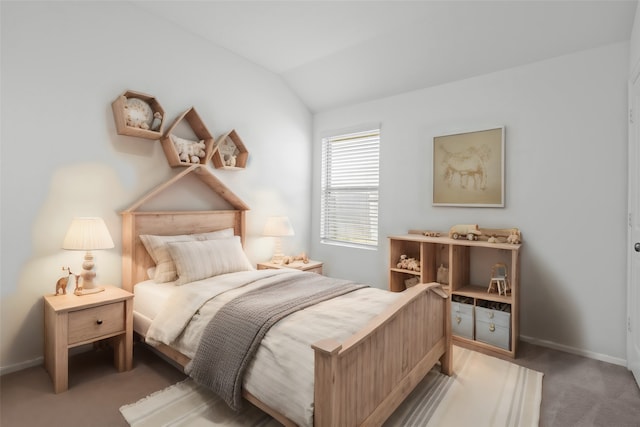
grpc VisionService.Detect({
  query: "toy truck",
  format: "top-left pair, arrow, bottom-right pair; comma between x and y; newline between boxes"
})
449,224 -> 482,241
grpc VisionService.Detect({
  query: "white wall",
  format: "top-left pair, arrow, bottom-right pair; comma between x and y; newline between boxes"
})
630,0 -> 640,73
0,2 -> 312,372
312,42 -> 629,363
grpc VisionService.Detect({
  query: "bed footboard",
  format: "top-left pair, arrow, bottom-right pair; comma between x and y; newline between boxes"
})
312,282 -> 451,427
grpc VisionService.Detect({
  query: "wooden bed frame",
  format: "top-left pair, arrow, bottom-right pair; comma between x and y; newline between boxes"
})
121,208 -> 452,426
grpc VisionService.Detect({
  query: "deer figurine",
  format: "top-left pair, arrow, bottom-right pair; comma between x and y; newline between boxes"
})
55,267 -> 74,295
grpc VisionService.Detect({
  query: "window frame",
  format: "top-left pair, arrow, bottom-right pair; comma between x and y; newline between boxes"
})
320,126 -> 381,250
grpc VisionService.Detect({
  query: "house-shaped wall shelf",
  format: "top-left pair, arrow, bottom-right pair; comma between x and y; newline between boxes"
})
160,107 -> 216,167
112,90 -> 166,140
212,129 -> 249,170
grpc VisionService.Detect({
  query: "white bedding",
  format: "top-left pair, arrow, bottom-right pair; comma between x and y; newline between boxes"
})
134,280 -> 175,319
140,269 -> 400,427
132,280 -> 175,335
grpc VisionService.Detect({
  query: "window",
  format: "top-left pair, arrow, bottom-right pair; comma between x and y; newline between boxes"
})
321,127 -> 380,248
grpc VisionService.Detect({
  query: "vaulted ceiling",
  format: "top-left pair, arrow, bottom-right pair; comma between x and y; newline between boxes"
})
133,1 -> 637,113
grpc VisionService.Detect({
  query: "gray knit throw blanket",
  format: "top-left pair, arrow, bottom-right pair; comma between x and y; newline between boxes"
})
187,272 -> 368,411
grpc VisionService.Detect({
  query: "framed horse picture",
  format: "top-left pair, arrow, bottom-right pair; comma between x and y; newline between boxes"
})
432,126 -> 505,207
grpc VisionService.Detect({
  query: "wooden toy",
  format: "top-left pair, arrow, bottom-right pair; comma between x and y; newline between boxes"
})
488,263 -> 510,296
479,227 -> 522,244
449,224 -> 482,240
55,267 -> 73,295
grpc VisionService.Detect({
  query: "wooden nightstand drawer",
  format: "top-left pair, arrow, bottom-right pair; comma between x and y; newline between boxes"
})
68,302 -> 125,345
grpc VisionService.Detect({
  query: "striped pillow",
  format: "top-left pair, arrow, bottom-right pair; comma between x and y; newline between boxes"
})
167,236 -> 253,286
140,228 -> 234,283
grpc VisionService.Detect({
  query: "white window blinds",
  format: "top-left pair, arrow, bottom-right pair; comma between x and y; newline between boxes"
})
321,128 -> 380,248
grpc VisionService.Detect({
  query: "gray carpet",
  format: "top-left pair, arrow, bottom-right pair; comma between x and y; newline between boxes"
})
1,341 -> 639,427
512,342 -> 640,426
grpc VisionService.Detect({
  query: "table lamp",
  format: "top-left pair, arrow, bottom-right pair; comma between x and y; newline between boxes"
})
62,217 -> 114,293
263,216 -> 294,264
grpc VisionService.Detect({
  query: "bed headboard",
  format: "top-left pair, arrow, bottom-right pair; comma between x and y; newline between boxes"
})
120,164 -> 249,292
121,210 -> 246,292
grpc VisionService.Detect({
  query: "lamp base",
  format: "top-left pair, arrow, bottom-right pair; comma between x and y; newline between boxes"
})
80,251 -> 98,289
75,287 -> 105,296
74,286 -> 105,296
270,254 -> 285,264
270,237 -> 285,264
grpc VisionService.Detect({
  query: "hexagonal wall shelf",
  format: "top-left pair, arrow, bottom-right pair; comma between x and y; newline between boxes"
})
160,107 -> 216,167
112,90 -> 165,140
212,129 -> 248,170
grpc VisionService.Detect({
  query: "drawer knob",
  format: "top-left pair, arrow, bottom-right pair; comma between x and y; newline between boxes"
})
489,323 -> 495,332
455,315 -> 461,324
96,319 -> 103,325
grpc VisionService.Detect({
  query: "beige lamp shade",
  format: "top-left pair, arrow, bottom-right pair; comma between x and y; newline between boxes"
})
63,217 -> 114,250
263,216 -> 294,264
62,217 -> 114,290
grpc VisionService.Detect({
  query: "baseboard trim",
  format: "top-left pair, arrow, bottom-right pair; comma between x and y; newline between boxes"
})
0,344 -> 93,376
0,356 -> 43,376
520,335 -> 627,367
1,337 -> 629,374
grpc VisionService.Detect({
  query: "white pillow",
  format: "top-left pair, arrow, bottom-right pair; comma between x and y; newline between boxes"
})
167,236 -> 253,286
139,228 -> 234,283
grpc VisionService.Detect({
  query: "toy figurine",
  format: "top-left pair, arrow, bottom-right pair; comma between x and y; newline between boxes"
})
55,267 -> 73,295
150,112 -> 163,131
282,252 -> 309,265
437,264 -> 449,285
488,263 -> 510,295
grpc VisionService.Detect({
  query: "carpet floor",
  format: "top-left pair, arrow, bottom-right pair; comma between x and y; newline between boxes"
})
1,341 -> 639,427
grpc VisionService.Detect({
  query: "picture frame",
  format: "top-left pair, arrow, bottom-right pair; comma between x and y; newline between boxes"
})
432,126 -> 505,207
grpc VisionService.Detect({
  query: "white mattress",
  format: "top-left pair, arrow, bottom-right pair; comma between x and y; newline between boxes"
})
133,280 -> 175,335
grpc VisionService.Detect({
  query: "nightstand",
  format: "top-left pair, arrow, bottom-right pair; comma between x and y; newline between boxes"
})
257,259 -> 323,275
43,285 -> 133,393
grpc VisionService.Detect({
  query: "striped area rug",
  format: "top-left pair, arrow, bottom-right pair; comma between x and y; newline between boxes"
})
120,346 -> 542,427
384,346 -> 543,426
